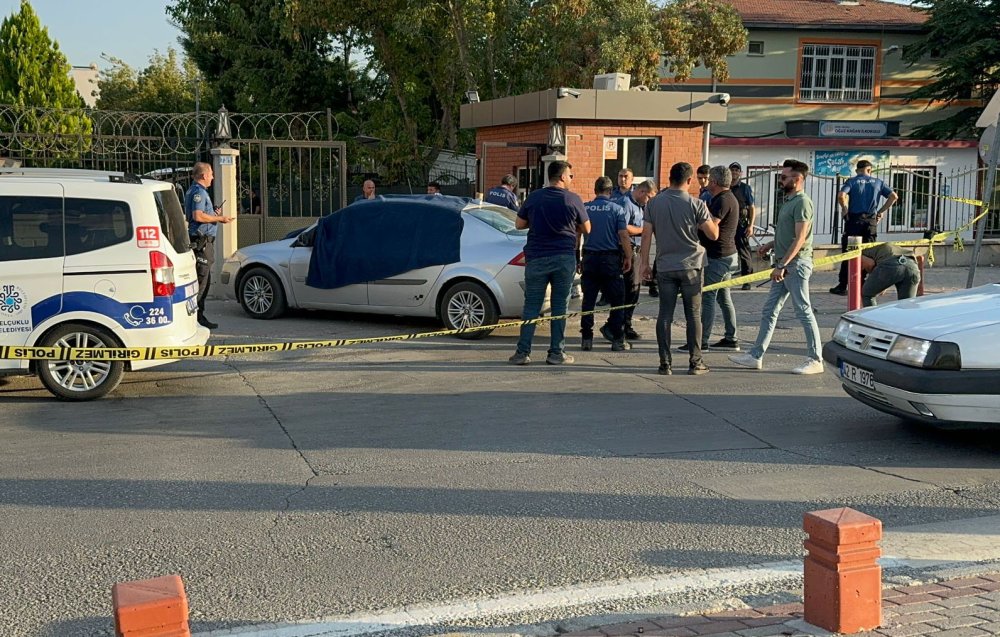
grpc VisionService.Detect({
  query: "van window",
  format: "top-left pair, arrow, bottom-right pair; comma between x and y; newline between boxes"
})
0,196 -> 64,262
64,198 -> 133,256
153,188 -> 191,253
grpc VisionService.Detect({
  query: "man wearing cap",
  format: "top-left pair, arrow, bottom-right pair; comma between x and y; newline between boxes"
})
830,159 -> 898,295
729,162 -> 756,290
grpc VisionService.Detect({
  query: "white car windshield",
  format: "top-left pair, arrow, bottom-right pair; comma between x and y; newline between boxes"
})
465,204 -> 526,236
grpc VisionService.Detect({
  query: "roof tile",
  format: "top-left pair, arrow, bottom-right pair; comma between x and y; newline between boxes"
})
724,0 -> 926,28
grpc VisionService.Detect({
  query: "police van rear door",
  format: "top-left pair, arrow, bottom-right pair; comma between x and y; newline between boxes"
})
0,182 -> 65,366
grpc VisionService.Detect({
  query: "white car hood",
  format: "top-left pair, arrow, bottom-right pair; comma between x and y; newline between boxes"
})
847,283 -> 1000,340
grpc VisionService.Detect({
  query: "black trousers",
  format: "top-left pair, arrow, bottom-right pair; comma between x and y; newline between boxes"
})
580,252 -> 626,340
735,223 -> 753,276
622,245 -> 641,327
837,216 -> 877,288
192,235 -> 215,315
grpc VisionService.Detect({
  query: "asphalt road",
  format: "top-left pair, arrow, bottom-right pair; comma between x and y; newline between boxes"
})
1,267 -> 999,637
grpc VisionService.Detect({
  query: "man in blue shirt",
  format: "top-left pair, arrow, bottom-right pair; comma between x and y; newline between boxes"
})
697,164 -> 712,204
578,176 -> 632,352
612,167 -> 633,199
830,159 -> 898,295
613,180 -> 655,340
509,161 -> 591,366
485,174 -> 520,211
184,161 -> 231,329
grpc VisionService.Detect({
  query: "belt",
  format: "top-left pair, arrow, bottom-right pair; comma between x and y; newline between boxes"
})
583,249 -> 620,255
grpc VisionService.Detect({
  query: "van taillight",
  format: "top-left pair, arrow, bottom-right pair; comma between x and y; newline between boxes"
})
150,251 -> 175,297
508,251 -> 526,266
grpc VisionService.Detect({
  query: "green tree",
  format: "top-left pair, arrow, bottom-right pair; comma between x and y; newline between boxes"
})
96,48 -> 211,113
0,0 -> 90,144
903,0 -> 1000,139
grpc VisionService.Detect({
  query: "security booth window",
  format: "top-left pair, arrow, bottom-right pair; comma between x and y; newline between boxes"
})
0,196 -> 64,261
602,137 -> 659,183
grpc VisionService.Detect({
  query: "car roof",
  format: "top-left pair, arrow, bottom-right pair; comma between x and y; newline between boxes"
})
0,168 -> 172,191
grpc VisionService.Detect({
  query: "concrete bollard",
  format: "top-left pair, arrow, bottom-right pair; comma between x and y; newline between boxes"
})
112,574 -> 191,637
803,507 -> 882,634
916,255 -> 925,296
847,236 -> 862,311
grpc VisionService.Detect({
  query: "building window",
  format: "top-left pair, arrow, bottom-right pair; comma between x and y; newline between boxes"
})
748,41 -> 765,56
603,137 -> 659,183
889,168 -> 934,231
799,44 -> 876,103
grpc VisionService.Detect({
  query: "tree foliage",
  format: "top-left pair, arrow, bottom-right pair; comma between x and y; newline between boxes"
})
903,0 -> 1000,139
96,48 -> 212,113
0,0 -> 90,140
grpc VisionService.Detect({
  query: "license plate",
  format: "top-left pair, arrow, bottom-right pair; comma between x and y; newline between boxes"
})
186,296 -> 198,315
841,361 -> 875,390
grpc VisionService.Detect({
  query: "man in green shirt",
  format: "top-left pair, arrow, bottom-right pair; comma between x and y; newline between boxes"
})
860,244 -> 921,307
729,159 -> 824,375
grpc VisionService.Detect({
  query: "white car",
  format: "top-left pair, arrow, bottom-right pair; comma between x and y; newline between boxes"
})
222,196 -> 534,338
822,283 -> 1000,427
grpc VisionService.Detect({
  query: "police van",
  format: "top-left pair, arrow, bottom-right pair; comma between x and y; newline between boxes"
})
0,168 -> 209,400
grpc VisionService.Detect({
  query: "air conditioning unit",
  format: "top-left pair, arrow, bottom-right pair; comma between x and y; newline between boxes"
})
593,73 -> 631,91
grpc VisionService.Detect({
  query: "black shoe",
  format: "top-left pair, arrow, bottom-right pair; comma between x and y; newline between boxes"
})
599,324 -> 616,343
741,283 -> 752,291
709,338 -> 740,351
648,286 -> 659,298
611,340 -> 630,352
677,343 -> 708,352
688,362 -> 710,375
581,338 -> 593,351
658,363 -> 672,375
829,286 -> 848,296
197,314 -> 218,329
624,327 -> 641,341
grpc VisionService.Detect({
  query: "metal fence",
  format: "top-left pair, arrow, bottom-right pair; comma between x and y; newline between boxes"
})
743,164 -> 999,243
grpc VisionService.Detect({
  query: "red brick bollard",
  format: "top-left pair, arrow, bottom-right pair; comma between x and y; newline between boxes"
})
803,507 -> 882,633
112,574 -> 191,637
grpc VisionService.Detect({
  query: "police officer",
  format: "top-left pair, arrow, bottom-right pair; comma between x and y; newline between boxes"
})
185,161 -> 231,329
831,159 -> 898,295
485,174 -> 520,211
612,179 -> 655,340
860,243 -> 920,307
578,176 -> 632,351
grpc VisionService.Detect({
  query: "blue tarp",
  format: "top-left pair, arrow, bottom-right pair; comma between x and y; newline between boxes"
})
306,196 -> 465,289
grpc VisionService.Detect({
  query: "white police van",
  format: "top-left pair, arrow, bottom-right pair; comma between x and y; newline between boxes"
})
0,168 -> 209,400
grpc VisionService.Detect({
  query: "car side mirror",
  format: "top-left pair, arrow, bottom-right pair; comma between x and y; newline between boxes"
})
292,228 -> 315,247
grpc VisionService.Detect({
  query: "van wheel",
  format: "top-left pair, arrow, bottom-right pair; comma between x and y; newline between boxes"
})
239,267 -> 287,319
441,281 -> 498,339
36,324 -> 125,401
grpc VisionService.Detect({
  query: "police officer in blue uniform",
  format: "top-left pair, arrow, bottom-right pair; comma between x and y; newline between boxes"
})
185,161 -> 231,329
485,174 -> 520,211
831,159 -> 898,295
578,177 -> 632,351
612,180 -> 655,340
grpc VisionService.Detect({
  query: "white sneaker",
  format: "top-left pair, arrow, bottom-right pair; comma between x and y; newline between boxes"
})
729,353 -> 762,370
792,358 -> 825,375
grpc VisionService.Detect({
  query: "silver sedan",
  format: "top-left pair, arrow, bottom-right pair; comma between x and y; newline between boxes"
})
221,199 -> 533,338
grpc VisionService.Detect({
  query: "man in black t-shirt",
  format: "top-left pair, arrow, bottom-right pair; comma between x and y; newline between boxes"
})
729,162 -> 756,289
698,165 -> 741,351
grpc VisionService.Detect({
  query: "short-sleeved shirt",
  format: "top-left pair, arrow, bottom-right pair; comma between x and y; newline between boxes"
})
645,189 -> 711,272
731,181 -> 755,225
485,186 -> 519,212
517,186 -> 589,259
185,182 -> 216,238
774,190 -> 814,262
613,191 -> 644,247
612,185 -> 633,199
701,190 -> 739,259
582,195 -> 627,252
698,186 -> 712,204
862,243 -> 910,265
840,174 -> 894,216
354,194 -> 374,202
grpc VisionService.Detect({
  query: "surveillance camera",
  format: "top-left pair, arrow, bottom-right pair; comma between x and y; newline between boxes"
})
717,93 -> 731,106
557,87 -> 581,99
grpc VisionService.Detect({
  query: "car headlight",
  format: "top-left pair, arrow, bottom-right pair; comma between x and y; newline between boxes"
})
887,337 -> 961,370
832,319 -> 852,345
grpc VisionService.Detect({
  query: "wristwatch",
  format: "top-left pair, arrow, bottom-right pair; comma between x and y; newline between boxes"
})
775,263 -> 788,270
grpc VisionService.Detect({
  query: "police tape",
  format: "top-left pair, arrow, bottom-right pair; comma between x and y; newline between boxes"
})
0,209 -> 985,363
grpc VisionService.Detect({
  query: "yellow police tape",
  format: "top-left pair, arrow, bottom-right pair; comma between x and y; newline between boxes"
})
1,201 -> 992,363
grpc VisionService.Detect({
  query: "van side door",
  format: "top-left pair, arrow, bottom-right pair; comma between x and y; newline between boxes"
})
0,185 -> 66,367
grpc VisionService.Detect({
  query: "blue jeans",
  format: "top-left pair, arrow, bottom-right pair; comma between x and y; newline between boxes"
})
516,254 -> 576,355
702,253 -> 739,345
750,257 -> 822,361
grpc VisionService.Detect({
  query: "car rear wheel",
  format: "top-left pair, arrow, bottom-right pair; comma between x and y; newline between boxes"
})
239,267 -> 287,319
36,323 -> 125,401
441,281 -> 498,339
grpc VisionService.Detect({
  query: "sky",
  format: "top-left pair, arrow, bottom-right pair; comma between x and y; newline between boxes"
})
0,0 -> 181,69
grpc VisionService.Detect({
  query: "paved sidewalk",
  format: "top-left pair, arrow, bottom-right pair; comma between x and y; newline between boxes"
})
566,574 -> 1000,637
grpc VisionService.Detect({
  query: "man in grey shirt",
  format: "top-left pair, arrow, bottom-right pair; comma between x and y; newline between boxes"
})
639,162 -> 719,376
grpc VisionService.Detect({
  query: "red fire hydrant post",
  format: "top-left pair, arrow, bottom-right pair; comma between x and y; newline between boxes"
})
847,235 -> 862,311
112,575 -> 191,637
803,507 -> 882,634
